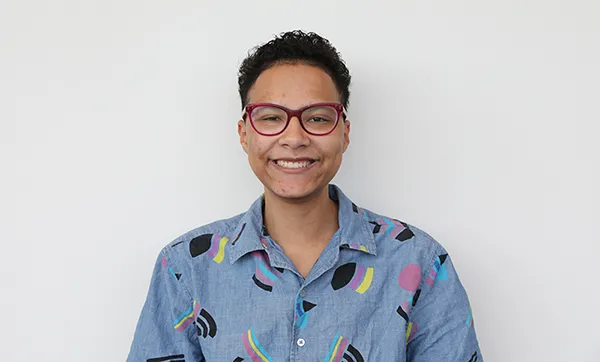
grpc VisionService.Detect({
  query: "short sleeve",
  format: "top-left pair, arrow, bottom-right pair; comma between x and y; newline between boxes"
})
406,245 -> 483,362
126,248 -> 204,362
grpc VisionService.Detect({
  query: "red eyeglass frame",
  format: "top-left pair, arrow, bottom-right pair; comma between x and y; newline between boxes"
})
242,102 -> 347,136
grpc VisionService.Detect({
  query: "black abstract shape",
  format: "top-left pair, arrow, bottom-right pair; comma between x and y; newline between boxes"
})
369,221 -> 382,234
231,223 -> 246,245
468,351 -> 478,362
346,344 -> 364,362
352,203 -> 359,213
175,273 -> 182,281
395,224 -> 414,242
147,354 -> 185,362
412,289 -> 421,307
200,309 -> 217,338
396,305 -> 409,322
343,352 -> 356,362
439,253 -> 448,265
252,275 -> 273,292
303,300 -> 316,312
189,234 -> 213,257
331,263 -> 357,290
195,309 -> 217,338
195,317 -> 208,338
233,358 -> 244,362
171,240 -> 184,248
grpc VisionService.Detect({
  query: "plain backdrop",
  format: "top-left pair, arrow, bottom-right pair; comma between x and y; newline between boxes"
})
2,0 -> 599,361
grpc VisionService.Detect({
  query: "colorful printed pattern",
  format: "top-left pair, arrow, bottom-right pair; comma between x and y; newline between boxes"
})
340,243 -> 368,252
127,185 -> 483,362
406,321 -> 417,343
295,297 -> 317,329
331,262 -> 374,294
161,255 -> 181,281
352,203 -> 414,242
396,289 -> 421,323
146,354 -> 185,362
396,264 -> 423,322
369,217 -> 414,242
194,309 -> 218,338
260,237 -> 269,249
469,351 -> 479,362
173,300 -> 200,332
466,304 -> 474,327
426,254 -> 448,286
251,251 -> 284,292
242,328 -> 273,362
189,233 -> 229,264
231,223 -> 247,245
324,334 -> 364,362
351,203 -> 368,220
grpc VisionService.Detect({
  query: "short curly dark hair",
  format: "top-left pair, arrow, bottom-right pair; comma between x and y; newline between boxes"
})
238,30 -> 351,110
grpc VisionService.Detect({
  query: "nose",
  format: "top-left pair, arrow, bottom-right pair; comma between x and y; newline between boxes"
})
278,116 -> 310,148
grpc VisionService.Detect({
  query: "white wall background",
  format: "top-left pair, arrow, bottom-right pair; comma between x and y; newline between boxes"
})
2,0 -> 599,361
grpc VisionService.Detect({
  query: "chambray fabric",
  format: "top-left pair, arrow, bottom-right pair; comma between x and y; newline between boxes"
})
127,185 -> 482,362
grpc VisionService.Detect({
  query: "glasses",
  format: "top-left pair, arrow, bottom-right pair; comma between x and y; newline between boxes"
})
243,102 -> 346,136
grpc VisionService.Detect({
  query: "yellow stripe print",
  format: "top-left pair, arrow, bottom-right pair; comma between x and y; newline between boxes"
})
406,322 -> 414,341
328,335 -> 344,362
173,300 -> 197,330
213,237 -> 229,264
248,330 -> 269,362
355,267 -> 374,294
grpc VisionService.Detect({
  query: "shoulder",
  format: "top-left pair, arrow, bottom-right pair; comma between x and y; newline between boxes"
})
159,212 -> 245,267
357,205 -> 447,265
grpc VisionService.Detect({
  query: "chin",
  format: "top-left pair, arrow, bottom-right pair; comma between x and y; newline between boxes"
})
267,181 -> 321,200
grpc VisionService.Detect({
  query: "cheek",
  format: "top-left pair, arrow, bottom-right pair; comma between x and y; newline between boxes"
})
321,135 -> 346,158
247,135 -> 272,162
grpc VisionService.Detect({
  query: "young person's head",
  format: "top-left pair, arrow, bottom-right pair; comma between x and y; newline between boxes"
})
237,30 -> 352,201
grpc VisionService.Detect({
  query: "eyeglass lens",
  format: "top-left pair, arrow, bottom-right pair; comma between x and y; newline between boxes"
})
250,105 -> 338,135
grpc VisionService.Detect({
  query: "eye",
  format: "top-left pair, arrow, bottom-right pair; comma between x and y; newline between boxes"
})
308,116 -> 332,123
259,115 -> 284,121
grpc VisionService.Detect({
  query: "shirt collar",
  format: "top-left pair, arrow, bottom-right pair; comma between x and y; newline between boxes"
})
228,184 -> 377,264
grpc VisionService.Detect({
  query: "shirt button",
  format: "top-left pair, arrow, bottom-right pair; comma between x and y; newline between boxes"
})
299,289 -> 306,298
296,338 -> 306,347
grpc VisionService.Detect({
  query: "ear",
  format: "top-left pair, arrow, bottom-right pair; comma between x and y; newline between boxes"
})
342,119 -> 351,153
238,119 -> 249,154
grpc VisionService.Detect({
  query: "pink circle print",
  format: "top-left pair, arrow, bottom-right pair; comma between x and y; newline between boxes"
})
398,264 -> 421,292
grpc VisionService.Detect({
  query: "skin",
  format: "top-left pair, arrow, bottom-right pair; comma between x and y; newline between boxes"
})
237,63 -> 351,278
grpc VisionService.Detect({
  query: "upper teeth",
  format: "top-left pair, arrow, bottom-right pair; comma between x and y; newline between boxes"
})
276,160 -> 312,169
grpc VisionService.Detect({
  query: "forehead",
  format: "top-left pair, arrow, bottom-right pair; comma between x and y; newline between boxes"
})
247,63 -> 341,107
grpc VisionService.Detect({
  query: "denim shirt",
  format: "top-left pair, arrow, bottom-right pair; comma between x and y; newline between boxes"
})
127,185 -> 483,362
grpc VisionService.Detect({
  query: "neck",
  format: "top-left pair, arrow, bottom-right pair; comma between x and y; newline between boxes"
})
263,186 -> 339,248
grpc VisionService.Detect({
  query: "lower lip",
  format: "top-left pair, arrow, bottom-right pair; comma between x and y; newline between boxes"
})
270,160 -> 317,174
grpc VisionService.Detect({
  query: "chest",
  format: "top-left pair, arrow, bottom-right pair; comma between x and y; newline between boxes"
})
192,252 -> 415,361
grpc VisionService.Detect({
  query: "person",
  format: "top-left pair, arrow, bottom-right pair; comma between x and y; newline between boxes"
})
126,30 -> 483,362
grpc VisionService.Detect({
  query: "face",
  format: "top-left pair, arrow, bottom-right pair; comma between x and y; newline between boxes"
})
238,63 -> 350,201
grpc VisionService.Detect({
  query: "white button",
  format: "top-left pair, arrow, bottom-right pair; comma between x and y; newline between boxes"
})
296,338 -> 306,347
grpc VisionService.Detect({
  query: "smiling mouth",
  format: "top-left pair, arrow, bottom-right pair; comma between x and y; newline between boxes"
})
272,159 -> 317,169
